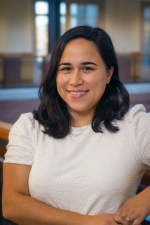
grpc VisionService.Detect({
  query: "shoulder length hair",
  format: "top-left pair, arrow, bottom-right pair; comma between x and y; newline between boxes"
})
33,25 -> 130,139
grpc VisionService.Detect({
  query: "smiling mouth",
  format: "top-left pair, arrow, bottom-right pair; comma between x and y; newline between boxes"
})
69,91 -> 87,95
68,90 -> 88,98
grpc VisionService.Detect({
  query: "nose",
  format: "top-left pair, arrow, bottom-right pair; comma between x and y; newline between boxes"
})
69,69 -> 83,86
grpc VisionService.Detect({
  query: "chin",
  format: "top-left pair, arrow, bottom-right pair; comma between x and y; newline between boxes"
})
69,105 -> 93,114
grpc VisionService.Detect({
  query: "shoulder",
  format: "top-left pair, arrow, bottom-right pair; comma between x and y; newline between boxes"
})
15,112 -> 35,127
129,104 -> 147,118
114,104 -> 150,145
127,104 -> 150,126
9,112 -> 41,144
123,104 -> 150,135
10,113 -> 39,133
125,104 -> 150,156
115,104 -> 149,130
5,113 -> 39,165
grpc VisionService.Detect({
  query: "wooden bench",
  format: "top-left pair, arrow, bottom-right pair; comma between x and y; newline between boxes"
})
0,122 -> 16,224
0,121 -> 12,158
0,121 -> 12,140
141,170 -> 150,186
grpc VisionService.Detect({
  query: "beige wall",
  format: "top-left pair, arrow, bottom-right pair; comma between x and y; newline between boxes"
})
103,0 -> 142,53
0,0 -> 144,54
0,0 -> 35,54
0,0 -> 6,53
65,0 -> 143,53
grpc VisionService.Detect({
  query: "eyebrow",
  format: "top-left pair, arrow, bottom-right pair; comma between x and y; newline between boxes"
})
59,63 -> 71,66
59,62 -> 97,66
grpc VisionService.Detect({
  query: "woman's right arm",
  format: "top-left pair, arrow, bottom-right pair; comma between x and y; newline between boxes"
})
2,163 -> 128,225
2,163 -> 87,225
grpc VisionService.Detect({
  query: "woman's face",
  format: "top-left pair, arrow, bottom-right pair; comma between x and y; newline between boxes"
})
56,38 -> 113,120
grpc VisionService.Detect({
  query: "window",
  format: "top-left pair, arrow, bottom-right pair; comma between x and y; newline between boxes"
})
35,1 -> 49,56
70,3 -> 99,28
142,7 -> 150,81
60,2 -> 67,35
144,7 -> 150,54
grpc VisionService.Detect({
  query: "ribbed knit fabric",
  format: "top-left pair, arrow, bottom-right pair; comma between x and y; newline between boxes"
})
4,104 -> 150,215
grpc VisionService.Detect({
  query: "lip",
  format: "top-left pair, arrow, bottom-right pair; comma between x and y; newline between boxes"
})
67,90 -> 89,99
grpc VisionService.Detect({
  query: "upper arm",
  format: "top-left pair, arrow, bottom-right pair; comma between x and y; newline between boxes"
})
3,163 -> 31,198
129,105 -> 150,169
3,114 -> 35,196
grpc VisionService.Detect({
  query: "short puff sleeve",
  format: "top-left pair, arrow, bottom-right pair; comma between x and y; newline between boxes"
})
4,113 -> 35,165
129,104 -> 150,170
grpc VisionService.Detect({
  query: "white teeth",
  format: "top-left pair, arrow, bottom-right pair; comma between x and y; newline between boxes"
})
70,92 -> 85,95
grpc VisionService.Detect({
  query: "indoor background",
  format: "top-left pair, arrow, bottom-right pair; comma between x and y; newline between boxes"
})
0,0 -> 150,224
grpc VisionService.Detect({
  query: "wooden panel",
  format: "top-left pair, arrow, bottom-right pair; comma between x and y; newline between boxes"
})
3,57 -> 21,87
0,121 -> 12,140
117,54 -> 132,82
141,170 -> 150,186
21,55 -> 34,81
0,138 -> 8,158
0,146 -> 7,158
0,57 -> 3,82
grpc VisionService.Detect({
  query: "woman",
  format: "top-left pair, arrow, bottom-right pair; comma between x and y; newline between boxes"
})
2,26 -> 150,225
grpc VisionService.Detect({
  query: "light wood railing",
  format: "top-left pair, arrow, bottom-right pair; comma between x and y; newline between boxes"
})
0,121 -> 12,158
0,53 -> 150,87
0,121 -> 12,140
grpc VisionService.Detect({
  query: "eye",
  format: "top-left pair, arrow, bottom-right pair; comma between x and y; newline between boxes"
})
83,66 -> 93,71
63,67 -> 71,71
59,66 -> 72,73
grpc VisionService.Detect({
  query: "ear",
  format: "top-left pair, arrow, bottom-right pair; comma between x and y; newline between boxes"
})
106,66 -> 114,84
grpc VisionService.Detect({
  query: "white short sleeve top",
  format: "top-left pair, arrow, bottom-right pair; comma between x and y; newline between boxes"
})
4,104 -> 150,215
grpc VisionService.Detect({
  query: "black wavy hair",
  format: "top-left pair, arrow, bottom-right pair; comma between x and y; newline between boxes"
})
33,25 -> 130,139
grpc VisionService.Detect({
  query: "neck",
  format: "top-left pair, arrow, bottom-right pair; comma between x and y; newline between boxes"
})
69,110 -> 93,127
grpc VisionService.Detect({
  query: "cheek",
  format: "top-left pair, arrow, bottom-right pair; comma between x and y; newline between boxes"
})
89,75 -> 108,97
56,76 -> 64,90
86,75 -> 106,88
56,75 -> 68,89
95,72 -> 108,86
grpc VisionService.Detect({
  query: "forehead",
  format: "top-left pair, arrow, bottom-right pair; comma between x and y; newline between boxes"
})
65,38 -> 98,51
60,38 -> 101,61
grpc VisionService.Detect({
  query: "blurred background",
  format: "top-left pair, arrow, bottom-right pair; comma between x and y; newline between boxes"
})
0,0 -> 150,224
0,0 -> 150,86
0,0 -> 150,124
